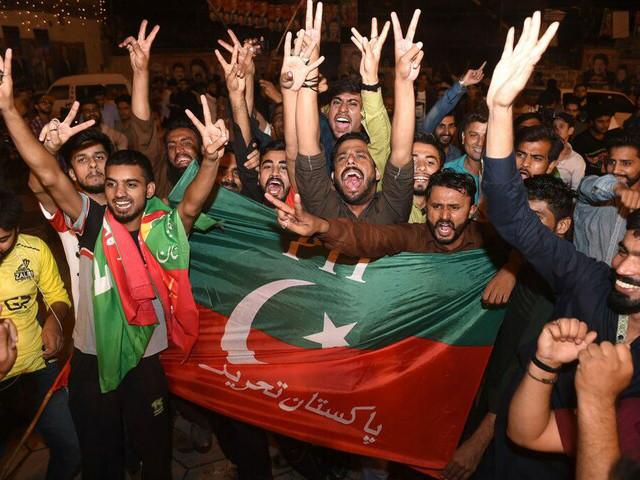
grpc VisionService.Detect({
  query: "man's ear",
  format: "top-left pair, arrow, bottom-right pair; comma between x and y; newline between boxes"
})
555,216 -> 572,236
68,168 -> 77,183
546,160 -> 558,174
568,126 -> 575,137
375,168 -> 381,182
461,132 -> 466,145
468,203 -> 478,219
146,181 -> 156,199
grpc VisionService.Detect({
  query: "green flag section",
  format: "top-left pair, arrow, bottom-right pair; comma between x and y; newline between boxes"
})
162,163 -> 505,473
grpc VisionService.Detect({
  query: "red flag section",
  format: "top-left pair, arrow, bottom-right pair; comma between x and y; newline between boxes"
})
162,306 -> 492,472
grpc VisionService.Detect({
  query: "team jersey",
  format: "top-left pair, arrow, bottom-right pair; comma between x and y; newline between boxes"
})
0,234 -> 71,380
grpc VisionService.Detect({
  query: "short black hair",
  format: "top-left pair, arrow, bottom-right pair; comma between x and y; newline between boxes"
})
330,131 -> 371,167
628,209 -> 640,234
593,53 -> 609,65
524,174 -> 575,222
563,95 -> 580,108
105,150 -> 155,184
114,94 -> 131,105
607,131 -> 640,158
60,129 -> 114,168
78,97 -> 99,110
426,169 -> 477,203
329,77 -> 362,100
589,104 -> 614,121
461,110 -> 488,132
164,118 -> 202,149
260,139 -> 286,157
89,86 -> 107,97
413,132 -> 445,167
515,125 -> 564,163
0,190 -> 22,230
574,83 -> 587,90
172,62 -> 185,71
514,112 -> 543,130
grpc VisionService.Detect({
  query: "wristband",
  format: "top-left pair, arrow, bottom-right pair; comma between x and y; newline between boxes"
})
458,79 -> 466,88
527,368 -> 558,385
361,82 -> 380,92
531,355 -> 561,374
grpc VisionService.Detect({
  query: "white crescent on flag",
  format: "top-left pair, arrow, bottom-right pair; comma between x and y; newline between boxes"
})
220,279 -> 314,364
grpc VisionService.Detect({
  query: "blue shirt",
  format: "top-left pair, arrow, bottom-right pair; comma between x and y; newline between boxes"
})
416,81 -> 466,134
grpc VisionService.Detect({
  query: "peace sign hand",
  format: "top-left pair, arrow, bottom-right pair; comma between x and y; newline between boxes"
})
280,31 -> 325,92
38,101 -> 95,154
304,0 -> 323,55
118,20 -> 160,73
185,95 -> 228,163
350,17 -> 391,84
391,10 -> 421,63
215,46 -> 245,95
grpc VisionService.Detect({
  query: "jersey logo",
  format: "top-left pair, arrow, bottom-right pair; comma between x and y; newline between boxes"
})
14,259 -> 34,281
4,295 -> 31,311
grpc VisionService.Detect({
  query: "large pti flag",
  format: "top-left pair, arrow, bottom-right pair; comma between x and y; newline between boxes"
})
162,164 -> 505,473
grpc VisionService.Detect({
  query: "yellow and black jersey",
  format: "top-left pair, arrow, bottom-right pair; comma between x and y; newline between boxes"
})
0,234 -> 70,380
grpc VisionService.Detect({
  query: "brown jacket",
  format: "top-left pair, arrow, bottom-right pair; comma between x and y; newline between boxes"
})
318,218 -> 486,258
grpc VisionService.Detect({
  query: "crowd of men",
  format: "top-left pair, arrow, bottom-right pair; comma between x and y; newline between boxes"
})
0,2 -> 639,479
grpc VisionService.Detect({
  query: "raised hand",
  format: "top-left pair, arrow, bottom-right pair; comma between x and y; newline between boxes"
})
215,45 -> 245,94
118,20 -> 160,73
38,101 -> 95,153
487,12 -> 558,109
265,192 -> 328,237
280,31 -> 325,92
350,17 -> 391,84
396,43 -> 424,82
304,0 -> 323,56
185,95 -> 228,163
536,318 -> 597,368
390,10 -> 421,63
575,342 -> 633,404
259,79 -> 283,104
460,61 -> 487,87
0,49 -> 15,113
218,29 -> 259,77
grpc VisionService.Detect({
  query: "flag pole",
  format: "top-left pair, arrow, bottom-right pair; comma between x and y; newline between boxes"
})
0,359 -> 71,480
275,0 -> 305,56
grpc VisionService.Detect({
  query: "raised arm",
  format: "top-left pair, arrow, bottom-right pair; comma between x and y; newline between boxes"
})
296,0 -> 324,156
389,10 -> 423,169
507,318 -> 596,452
180,97 -> 228,234
575,342 -> 633,480
120,20 -> 160,122
417,62 -> 485,134
351,18 -> 391,179
0,50 -> 90,221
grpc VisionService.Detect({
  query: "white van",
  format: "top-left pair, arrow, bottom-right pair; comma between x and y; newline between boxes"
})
46,73 -> 132,116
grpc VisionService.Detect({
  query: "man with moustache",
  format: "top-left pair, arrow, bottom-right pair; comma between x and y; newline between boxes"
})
574,134 -> 640,265
447,111 -> 488,204
433,114 -> 462,163
29,94 -> 53,138
216,148 -> 243,194
268,169 -> 484,256
409,132 -> 445,223
480,14 -> 640,477
80,97 -> 128,151
514,125 -> 563,181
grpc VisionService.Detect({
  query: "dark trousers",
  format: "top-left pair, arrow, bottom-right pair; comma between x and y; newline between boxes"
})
68,349 -> 171,480
0,361 -> 81,480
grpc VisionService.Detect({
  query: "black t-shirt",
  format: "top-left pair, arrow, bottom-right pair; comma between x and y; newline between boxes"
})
571,129 -> 608,177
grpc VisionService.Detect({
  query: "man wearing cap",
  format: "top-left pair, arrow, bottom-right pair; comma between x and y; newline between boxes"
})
552,112 -> 586,189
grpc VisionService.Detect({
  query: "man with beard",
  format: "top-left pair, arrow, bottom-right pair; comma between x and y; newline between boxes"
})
268,169 -> 484,256
574,134 -> 640,265
295,10 -> 422,224
480,13 -> 640,478
433,114 -> 461,163
216,148 -> 243,193
447,111 -> 488,204
0,190 -> 80,480
409,132 -> 444,223
514,125 -> 563,181
80,97 -> 128,151
29,93 -> 53,138
572,105 -> 613,176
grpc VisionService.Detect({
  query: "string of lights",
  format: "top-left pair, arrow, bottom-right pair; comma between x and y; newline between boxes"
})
0,0 -> 107,31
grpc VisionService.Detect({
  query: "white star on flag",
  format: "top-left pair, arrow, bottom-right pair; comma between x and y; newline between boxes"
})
303,313 -> 357,348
